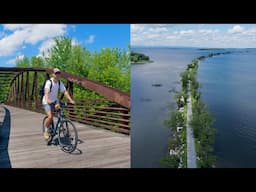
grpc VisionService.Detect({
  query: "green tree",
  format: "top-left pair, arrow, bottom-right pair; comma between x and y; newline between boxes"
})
88,48 -> 130,92
16,56 -> 30,67
46,36 -> 72,69
190,101 -> 216,168
168,136 -> 181,150
190,110 -> 214,138
14,36 -> 130,101
31,56 -> 45,67
131,52 -> 150,63
175,91 -> 187,108
165,111 -> 184,132
180,70 -> 189,91
160,155 -> 180,168
66,45 -> 91,77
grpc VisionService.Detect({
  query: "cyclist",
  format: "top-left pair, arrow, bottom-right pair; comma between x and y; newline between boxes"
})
42,68 -> 75,140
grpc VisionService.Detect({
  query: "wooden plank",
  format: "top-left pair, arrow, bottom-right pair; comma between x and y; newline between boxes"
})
0,105 -> 130,168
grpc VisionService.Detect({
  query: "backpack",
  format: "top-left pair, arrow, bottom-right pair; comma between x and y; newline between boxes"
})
39,79 -> 60,99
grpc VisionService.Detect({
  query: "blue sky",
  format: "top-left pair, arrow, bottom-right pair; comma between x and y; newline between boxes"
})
131,24 -> 256,48
0,24 -> 130,67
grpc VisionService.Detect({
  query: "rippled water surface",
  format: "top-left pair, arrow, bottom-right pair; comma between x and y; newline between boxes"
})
198,49 -> 256,167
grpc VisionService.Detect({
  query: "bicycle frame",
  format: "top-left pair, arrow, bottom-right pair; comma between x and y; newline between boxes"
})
50,104 -> 65,136
43,101 -> 78,153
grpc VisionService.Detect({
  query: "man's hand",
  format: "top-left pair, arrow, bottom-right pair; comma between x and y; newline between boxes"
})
69,99 -> 75,105
55,103 -> 60,111
64,90 -> 75,105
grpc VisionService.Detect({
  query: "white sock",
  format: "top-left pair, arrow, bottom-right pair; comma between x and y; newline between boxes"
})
45,127 -> 48,132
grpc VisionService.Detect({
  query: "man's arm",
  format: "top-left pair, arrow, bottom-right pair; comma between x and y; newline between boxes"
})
45,88 -> 52,104
64,91 -> 75,104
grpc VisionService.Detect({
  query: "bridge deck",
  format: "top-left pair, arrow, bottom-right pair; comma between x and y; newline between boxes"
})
0,105 -> 130,168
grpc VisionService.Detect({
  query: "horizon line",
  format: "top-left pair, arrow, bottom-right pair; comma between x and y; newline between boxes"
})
131,45 -> 256,49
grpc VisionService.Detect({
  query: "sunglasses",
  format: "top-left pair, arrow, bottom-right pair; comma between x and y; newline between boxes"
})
54,72 -> 61,75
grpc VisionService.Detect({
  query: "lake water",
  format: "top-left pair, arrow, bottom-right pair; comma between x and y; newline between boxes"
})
131,47 -> 211,167
131,47 -> 256,168
198,49 -> 256,168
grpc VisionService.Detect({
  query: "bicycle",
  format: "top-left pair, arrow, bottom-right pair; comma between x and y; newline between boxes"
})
42,101 -> 78,153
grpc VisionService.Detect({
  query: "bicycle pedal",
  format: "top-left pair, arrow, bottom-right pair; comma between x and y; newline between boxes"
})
46,140 -> 51,145
45,136 -> 52,145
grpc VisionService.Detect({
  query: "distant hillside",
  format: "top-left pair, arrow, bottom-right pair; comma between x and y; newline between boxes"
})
131,52 -> 153,64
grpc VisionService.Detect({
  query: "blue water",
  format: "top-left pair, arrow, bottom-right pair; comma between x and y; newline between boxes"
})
131,47 -> 211,168
131,47 -> 256,168
198,49 -> 256,168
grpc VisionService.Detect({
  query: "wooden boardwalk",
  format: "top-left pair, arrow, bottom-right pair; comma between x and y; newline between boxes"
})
0,105 -> 130,168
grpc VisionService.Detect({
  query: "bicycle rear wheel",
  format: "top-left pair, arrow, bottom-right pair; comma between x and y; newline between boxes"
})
58,119 -> 78,153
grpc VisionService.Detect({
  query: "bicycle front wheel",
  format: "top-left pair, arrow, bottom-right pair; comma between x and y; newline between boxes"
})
58,119 -> 78,153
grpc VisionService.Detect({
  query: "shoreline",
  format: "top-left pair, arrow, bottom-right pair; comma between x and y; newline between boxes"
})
131,61 -> 153,65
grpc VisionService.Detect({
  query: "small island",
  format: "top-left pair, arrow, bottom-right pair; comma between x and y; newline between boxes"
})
131,52 -> 153,64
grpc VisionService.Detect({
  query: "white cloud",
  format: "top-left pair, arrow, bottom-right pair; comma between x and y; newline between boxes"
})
6,58 -> 16,65
228,25 -> 244,34
85,35 -> 95,44
153,24 -> 173,27
131,24 -> 177,34
0,24 -> 67,57
25,24 -> 66,44
16,55 -> 24,60
198,29 -> 219,34
3,24 -> 33,31
131,24 -> 256,48
148,27 -> 168,33
0,30 -> 28,56
179,30 -> 195,35
243,28 -> 256,36
71,38 -> 79,46
38,39 -> 56,57
131,25 -> 145,33
0,31 -> 5,38
6,54 -> 24,65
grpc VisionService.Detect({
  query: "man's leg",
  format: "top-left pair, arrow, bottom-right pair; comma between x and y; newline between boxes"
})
43,104 -> 53,139
45,110 -> 53,129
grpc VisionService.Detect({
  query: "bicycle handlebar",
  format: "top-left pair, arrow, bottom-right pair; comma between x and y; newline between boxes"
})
59,101 -> 67,107
49,101 -> 74,108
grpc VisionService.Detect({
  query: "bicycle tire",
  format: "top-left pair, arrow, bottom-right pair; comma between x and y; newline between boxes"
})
58,119 -> 78,153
